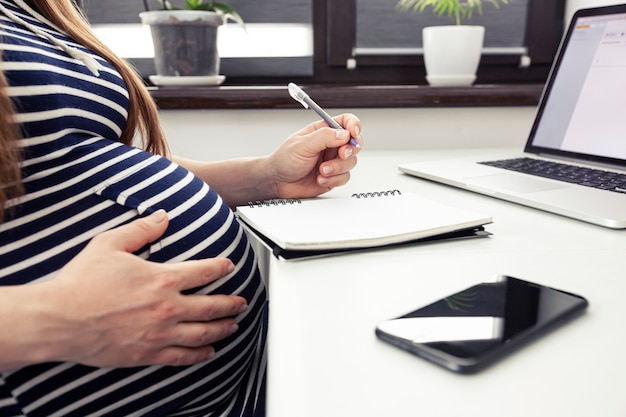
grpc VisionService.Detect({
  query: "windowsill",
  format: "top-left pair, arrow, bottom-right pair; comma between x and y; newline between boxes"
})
148,83 -> 544,110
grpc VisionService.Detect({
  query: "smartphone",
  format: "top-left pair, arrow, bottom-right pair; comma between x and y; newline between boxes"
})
375,275 -> 588,373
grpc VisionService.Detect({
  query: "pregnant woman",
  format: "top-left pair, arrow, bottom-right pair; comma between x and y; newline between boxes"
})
0,0 -> 362,415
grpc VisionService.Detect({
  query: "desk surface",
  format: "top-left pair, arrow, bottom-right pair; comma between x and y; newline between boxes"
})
256,149 -> 626,417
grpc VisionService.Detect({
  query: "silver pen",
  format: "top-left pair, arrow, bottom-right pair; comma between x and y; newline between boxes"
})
288,83 -> 360,148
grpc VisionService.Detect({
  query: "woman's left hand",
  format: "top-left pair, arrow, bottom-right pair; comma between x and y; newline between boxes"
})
267,113 -> 363,199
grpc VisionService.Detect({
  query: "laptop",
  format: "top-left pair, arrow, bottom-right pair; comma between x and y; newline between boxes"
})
399,4 -> 626,229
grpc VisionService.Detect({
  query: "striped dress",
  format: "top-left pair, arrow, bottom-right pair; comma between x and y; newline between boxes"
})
0,1 -> 267,416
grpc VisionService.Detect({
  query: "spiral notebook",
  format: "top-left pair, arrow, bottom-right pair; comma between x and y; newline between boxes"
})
235,190 -> 492,260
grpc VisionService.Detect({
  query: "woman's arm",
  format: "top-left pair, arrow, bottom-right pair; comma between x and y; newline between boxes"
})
173,114 -> 363,208
0,211 -> 247,372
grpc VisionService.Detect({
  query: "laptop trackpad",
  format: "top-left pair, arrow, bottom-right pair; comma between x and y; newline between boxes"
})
468,174 -> 569,194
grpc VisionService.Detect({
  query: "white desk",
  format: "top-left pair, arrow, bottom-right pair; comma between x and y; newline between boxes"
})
253,149 -> 626,417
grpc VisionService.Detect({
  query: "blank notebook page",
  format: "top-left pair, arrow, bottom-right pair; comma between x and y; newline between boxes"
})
235,192 -> 492,251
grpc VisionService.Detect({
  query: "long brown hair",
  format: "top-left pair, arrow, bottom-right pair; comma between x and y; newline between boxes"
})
1,0 -> 169,219
0,68 -> 23,219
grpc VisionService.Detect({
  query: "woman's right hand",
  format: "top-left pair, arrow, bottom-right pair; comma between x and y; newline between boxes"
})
0,210 -> 247,371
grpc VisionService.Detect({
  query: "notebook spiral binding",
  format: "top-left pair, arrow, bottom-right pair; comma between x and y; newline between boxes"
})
351,189 -> 402,199
247,198 -> 302,208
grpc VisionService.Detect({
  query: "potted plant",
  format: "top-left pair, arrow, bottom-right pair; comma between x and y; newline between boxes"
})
396,0 -> 508,87
140,0 -> 244,86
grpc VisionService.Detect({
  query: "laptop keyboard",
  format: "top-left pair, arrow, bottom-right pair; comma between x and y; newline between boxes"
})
479,157 -> 626,194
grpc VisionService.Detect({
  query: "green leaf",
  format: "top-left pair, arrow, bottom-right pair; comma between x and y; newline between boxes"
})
396,0 -> 508,25
158,0 -> 245,27
185,0 -> 204,9
210,2 -> 245,27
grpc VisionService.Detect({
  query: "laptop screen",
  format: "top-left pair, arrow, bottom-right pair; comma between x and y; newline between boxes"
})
526,4 -> 626,168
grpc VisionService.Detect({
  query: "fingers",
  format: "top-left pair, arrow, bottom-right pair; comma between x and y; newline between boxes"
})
311,113 -> 363,148
51,209 -> 252,369
307,113 -> 362,141
318,153 -> 357,188
333,129 -> 360,159
154,345 -> 218,367
93,211 -> 236,292
162,264 -> 248,343
168,257 -> 236,292
181,293 -> 248,323
92,209 -> 169,253
334,113 -> 363,147
151,295 -> 247,366
316,128 -> 359,188
172,317 -> 240,349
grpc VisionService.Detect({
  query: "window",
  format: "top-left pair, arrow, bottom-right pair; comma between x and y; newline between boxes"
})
355,1 -> 528,55
81,0 -> 314,78
314,0 -> 566,85
82,0 -> 565,86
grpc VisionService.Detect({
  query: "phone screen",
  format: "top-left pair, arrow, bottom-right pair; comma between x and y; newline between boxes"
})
376,275 -> 588,373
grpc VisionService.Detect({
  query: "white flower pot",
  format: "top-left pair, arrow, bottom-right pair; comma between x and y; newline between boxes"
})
422,25 -> 485,87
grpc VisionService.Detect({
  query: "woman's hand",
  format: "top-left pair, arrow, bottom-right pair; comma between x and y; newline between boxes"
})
266,113 -> 363,199
0,210 -> 247,371
171,113 -> 363,207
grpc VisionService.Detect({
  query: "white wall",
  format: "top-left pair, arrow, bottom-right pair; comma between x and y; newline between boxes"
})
160,107 -> 536,161
566,0 -> 625,23
160,0 -> 620,161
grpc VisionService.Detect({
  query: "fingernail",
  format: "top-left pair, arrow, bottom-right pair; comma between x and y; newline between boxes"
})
206,348 -> 216,360
355,125 -> 361,137
344,147 -> 353,158
239,303 -> 248,314
230,324 -> 239,334
335,129 -> 349,140
148,209 -> 167,223
322,165 -> 333,175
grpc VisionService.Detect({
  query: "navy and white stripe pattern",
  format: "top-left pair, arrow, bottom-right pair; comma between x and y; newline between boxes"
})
0,1 -> 267,415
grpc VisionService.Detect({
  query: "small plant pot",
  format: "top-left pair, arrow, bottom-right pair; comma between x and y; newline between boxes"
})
422,25 -> 485,87
140,10 -> 224,77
